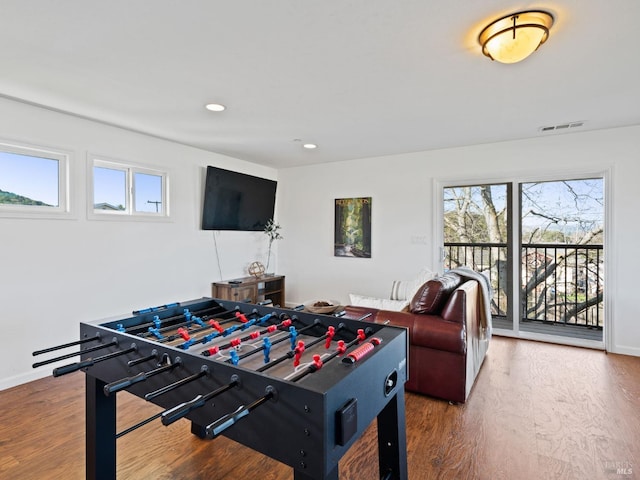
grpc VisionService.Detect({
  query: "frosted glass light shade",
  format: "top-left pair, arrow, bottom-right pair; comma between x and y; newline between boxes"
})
479,10 -> 554,64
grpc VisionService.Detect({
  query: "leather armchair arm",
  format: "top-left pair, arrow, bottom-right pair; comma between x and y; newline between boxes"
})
344,305 -> 466,355
374,310 -> 465,354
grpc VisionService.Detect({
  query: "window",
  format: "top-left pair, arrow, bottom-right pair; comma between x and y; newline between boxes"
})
0,140 -> 71,217
90,156 -> 169,219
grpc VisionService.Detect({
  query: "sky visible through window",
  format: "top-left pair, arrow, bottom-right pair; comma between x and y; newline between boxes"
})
0,150 -> 163,213
521,179 -> 603,233
444,179 -> 604,240
94,166 -> 126,208
94,167 -> 163,212
0,151 -> 59,206
134,172 -> 162,212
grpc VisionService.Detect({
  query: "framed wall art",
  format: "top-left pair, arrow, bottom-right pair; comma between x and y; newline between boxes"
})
334,197 -> 371,258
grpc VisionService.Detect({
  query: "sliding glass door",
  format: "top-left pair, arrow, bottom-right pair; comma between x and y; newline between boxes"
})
441,176 -> 605,348
442,183 -> 512,328
518,179 -> 604,343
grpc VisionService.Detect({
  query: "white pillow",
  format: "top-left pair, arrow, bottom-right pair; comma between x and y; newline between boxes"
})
390,267 -> 436,301
348,294 -> 409,311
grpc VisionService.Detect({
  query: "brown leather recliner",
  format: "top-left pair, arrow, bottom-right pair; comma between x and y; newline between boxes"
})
344,272 -> 491,403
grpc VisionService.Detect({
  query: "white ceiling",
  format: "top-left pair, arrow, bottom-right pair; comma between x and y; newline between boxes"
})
1,1 -> 639,168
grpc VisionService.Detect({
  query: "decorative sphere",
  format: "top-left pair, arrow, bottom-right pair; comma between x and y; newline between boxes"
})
248,261 -> 265,278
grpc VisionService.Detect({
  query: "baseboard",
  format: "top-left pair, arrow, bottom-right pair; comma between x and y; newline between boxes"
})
0,368 -> 52,392
609,344 -> 640,357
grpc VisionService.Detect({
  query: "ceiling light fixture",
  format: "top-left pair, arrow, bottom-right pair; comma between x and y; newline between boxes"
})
205,103 -> 226,112
302,143 -> 317,150
478,10 -> 554,64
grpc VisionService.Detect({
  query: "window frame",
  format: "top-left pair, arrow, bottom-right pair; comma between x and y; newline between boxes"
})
88,155 -> 170,221
0,139 -> 73,219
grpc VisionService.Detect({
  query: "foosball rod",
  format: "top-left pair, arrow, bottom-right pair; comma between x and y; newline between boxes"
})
193,314 -> 287,354
52,344 -> 138,377
144,366 -> 208,401
175,312 -> 277,350
294,323 -> 344,363
255,323 -> 347,373
127,350 -> 159,367
287,327 -> 372,383
103,356 -> 181,396
204,386 -> 276,439
32,338 -> 119,369
140,307 -> 248,339
114,367 -> 210,438
155,310 -> 263,344
201,317 -> 307,358
161,375 -> 240,426
116,411 -> 163,439
216,319 -> 320,364
214,313 -> 284,351
32,334 -> 101,356
288,324 -> 344,369
125,304 -> 238,334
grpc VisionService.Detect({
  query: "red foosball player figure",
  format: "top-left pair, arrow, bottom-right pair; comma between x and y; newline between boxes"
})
324,326 -> 336,349
293,340 -> 306,367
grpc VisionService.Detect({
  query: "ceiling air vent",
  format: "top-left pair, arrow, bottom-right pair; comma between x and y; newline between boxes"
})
539,121 -> 585,133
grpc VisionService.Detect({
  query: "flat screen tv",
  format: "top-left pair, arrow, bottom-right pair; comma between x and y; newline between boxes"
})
201,166 -> 277,231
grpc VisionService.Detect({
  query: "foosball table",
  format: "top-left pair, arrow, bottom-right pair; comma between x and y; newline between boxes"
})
33,298 -> 409,480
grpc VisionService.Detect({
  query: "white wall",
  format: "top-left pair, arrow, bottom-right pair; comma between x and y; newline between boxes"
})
277,125 -> 640,357
0,97 -> 277,389
2,94 -> 638,390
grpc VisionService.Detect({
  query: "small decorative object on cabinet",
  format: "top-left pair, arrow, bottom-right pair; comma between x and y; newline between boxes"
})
212,275 -> 285,306
248,261 -> 265,278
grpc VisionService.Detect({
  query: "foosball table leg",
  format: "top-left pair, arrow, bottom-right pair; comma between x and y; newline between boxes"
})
376,389 -> 408,480
190,421 -> 207,439
86,374 -> 117,480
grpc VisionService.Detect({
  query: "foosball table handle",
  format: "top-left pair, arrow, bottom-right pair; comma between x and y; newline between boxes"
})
53,359 -> 94,377
205,386 -> 275,439
103,372 -> 146,395
162,395 -> 206,426
206,405 -> 249,438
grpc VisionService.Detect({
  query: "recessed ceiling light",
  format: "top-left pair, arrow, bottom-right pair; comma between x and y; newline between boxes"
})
302,143 -> 317,149
205,103 -> 226,112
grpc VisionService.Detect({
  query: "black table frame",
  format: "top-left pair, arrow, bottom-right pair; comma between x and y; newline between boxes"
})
78,298 -> 408,480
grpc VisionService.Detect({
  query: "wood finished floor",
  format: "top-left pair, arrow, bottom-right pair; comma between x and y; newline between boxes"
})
1,337 -> 638,479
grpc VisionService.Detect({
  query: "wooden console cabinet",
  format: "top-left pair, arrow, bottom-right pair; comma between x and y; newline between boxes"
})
212,275 -> 285,306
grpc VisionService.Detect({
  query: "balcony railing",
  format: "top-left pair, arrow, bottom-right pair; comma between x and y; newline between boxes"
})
444,242 -> 604,330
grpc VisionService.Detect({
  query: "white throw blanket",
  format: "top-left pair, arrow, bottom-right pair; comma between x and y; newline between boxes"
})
449,267 -> 493,335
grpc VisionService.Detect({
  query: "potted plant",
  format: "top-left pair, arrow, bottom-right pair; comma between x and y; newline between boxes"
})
264,218 -> 283,273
